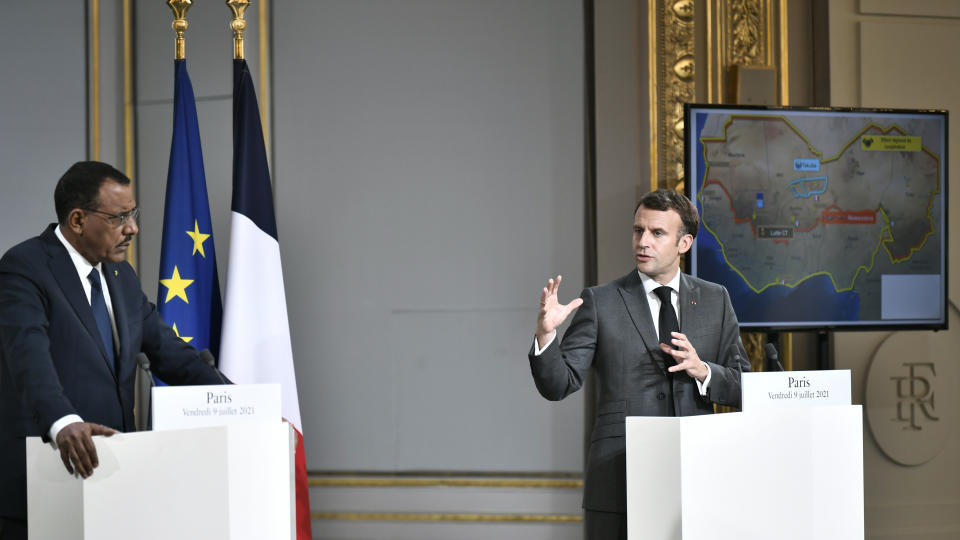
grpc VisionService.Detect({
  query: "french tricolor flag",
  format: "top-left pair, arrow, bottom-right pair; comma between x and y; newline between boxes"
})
220,58 -> 313,540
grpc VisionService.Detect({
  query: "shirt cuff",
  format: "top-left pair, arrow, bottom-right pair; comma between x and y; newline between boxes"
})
695,363 -> 712,396
533,331 -> 556,355
48,414 -> 84,448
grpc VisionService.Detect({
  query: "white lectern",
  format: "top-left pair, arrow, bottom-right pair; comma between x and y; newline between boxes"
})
26,423 -> 295,540
626,405 -> 864,540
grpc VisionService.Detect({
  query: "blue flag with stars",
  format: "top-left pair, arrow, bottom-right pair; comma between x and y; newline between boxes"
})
157,59 -> 222,359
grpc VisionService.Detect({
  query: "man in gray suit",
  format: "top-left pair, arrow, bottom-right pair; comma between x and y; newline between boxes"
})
529,189 -> 750,539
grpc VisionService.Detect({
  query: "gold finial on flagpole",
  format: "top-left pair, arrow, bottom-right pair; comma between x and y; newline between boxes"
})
226,0 -> 251,60
168,0 -> 192,60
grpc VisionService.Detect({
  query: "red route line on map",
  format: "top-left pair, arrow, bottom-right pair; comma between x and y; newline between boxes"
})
701,119 -> 939,252
702,180 -> 879,245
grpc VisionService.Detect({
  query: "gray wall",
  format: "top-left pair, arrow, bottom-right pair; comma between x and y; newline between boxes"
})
0,2 -> 87,250
270,0 -> 585,473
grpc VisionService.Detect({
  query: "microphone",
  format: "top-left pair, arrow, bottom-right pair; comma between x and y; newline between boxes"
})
764,343 -> 785,371
134,353 -> 154,431
729,342 -> 745,364
136,352 -> 152,374
199,349 -> 229,385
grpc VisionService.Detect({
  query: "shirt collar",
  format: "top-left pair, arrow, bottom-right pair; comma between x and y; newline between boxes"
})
638,269 -> 681,298
54,224 -> 103,278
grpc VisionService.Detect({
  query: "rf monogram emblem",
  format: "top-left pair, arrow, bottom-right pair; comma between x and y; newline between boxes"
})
867,333 -> 954,466
890,362 -> 938,431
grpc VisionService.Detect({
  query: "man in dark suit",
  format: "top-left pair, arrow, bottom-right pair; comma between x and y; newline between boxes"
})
0,161 -> 228,540
529,189 -> 750,539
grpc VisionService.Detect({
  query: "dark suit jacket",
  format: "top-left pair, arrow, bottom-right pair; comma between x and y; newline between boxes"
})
0,224 -> 226,520
528,270 -> 750,512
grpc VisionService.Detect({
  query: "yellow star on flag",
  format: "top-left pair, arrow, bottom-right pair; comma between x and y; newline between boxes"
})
186,220 -> 211,257
159,266 -> 194,304
171,322 -> 193,343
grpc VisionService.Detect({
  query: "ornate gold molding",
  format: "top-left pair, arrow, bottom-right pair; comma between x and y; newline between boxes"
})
649,0 -> 695,192
706,0 -> 788,106
309,477 -> 582,489
740,330 -> 765,373
730,0 -> 766,65
645,0 -> 791,188
778,0 -> 789,105
311,512 -> 582,523
123,0 -> 136,269
309,472 -> 583,523
90,0 -> 100,161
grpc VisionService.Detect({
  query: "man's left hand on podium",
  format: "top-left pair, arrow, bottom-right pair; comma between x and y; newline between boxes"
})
55,421 -> 117,478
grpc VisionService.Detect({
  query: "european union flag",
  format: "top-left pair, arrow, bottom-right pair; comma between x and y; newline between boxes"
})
157,59 -> 222,360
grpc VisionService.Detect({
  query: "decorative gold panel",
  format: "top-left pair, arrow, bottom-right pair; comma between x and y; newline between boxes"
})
706,0 -> 788,105
730,0 -> 766,65
649,0 -> 696,192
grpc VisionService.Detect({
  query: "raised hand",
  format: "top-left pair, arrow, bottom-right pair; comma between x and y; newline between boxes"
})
56,421 -> 116,478
536,275 -> 583,349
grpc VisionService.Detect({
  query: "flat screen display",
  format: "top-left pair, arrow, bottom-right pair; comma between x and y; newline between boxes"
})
685,104 -> 948,331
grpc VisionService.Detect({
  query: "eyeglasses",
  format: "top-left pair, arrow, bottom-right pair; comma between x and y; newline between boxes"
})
85,206 -> 141,227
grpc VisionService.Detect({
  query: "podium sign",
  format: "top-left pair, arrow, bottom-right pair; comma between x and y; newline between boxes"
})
626,406 -> 864,540
27,423 -> 295,540
741,370 -> 851,410
151,383 -> 281,430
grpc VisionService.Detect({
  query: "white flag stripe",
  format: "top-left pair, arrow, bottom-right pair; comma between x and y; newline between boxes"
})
219,211 -> 302,433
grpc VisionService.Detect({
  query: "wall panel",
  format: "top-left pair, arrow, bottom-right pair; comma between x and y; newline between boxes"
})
829,2 -> 960,537
0,2 -> 87,251
272,0 -> 585,475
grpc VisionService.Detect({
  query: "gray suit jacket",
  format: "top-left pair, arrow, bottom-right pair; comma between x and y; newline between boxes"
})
528,270 -> 750,512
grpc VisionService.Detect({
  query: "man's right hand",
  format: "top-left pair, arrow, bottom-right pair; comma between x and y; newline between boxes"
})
536,275 -> 583,349
55,422 -> 116,478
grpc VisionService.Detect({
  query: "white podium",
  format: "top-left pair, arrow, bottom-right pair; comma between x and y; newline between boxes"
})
26,423 -> 295,540
625,405 -> 864,540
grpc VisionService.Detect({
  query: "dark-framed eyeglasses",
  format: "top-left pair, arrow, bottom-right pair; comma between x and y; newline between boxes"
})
85,206 -> 141,227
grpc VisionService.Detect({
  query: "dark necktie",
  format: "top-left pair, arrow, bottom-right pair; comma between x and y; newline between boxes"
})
653,286 -> 679,350
653,286 -> 678,414
88,268 -> 116,371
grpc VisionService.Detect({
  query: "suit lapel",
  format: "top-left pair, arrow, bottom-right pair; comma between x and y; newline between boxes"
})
617,270 -> 667,375
678,274 -> 701,333
41,225 -> 117,376
104,264 -> 130,379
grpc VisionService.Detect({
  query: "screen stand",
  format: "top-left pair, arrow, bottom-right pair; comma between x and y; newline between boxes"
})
816,331 -> 833,370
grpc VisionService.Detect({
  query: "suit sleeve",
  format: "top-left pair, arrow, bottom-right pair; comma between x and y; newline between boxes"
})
702,285 -> 750,408
0,251 -> 76,434
527,287 -> 597,401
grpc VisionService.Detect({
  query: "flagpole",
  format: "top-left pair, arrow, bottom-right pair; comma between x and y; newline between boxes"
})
227,0 -> 250,60
168,0 -> 192,60
222,2 -> 312,535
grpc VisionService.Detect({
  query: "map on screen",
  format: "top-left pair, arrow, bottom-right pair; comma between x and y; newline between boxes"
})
686,105 -> 947,330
